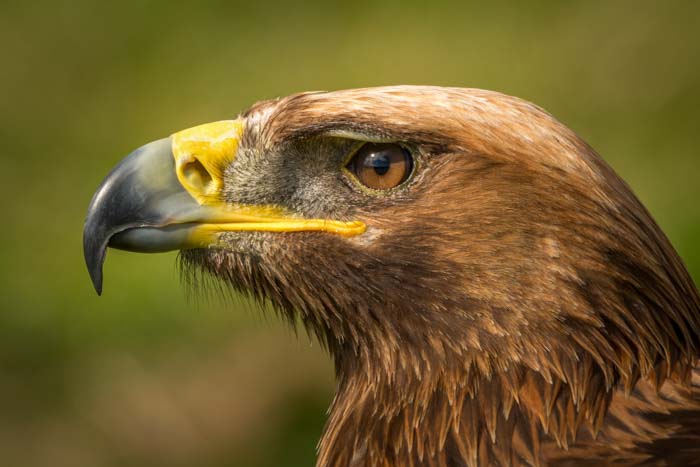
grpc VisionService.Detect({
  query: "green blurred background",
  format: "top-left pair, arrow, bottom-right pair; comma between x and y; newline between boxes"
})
2,1 -> 698,466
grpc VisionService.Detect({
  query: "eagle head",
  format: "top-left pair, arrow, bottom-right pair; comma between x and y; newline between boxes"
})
84,86 -> 700,466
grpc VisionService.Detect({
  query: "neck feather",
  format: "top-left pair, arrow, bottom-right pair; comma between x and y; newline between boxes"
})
317,337 -> 698,467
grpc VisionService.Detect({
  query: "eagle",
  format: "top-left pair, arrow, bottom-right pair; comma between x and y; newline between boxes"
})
84,86 -> 700,466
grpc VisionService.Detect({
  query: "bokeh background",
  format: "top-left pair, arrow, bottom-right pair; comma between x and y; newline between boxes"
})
2,1 -> 699,466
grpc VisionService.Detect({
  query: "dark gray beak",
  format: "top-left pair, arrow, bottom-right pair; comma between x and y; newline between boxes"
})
83,137 -> 203,295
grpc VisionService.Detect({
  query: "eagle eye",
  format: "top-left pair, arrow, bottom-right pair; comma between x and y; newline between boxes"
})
345,143 -> 413,190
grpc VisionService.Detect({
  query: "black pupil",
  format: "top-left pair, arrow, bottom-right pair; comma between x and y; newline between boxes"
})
365,152 -> 392,176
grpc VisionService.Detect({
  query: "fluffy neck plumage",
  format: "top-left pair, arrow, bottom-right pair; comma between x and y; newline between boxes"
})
318,337 -> 700,467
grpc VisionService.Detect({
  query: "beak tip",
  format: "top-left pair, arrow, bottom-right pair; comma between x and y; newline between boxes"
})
91,272 -> 104,296
86,254 -> 105,296
83,226 -> 106,297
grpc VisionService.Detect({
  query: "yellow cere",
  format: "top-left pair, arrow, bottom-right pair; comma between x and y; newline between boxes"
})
171,119 -> 245,205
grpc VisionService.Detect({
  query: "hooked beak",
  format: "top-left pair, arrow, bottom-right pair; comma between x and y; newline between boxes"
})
83,120 -> 365,295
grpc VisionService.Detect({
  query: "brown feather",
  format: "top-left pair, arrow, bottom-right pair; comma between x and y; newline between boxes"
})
181,86 -> 700,466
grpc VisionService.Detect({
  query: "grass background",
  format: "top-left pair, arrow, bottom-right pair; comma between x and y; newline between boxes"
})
2,1 -> 698,465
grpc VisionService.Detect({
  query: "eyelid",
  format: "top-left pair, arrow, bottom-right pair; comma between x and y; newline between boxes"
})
323,129 -> 395,143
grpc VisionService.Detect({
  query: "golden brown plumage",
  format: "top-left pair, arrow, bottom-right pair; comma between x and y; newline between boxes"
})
84,86 -> 700,466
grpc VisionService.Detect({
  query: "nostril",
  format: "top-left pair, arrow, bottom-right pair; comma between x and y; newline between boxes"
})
181,156 -> 213,192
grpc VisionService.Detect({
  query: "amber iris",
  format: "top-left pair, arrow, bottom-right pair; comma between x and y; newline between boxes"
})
346,143 -> 413,190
